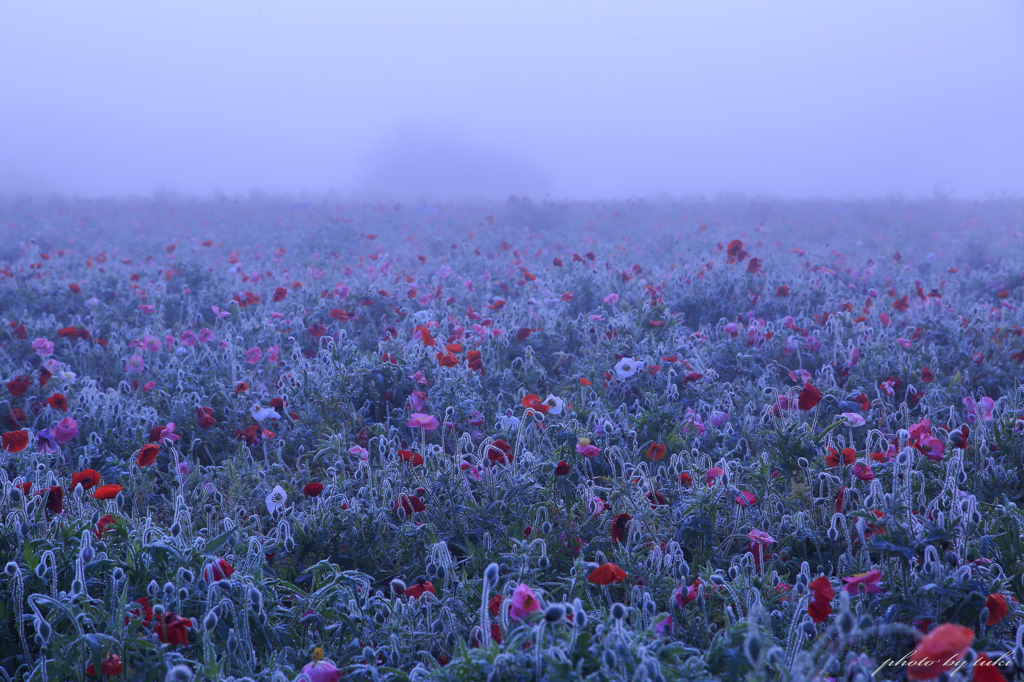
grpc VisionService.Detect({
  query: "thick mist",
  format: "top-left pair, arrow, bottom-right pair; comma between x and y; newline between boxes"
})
0,1 -> 1022,201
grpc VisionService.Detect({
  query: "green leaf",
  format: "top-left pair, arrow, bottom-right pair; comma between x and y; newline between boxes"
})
204,526 -> 236,555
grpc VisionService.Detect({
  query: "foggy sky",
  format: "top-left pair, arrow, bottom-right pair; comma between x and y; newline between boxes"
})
1,1 -> 1022,201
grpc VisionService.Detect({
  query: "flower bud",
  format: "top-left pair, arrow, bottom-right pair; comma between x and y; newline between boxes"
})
744,631 -> 762,665
545,605 -> 566,623
484,563 -> 499,585
611,603 -> 626,621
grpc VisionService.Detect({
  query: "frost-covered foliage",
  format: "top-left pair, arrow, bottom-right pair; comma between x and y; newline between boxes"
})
1,195 -> 1023,681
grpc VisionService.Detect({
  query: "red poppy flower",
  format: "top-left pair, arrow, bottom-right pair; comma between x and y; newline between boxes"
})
986,593 -> 1007,626
394,494 -> 426,515
196,406 -> 217,428
521,394 -> 550,414
645,442 -> 667,461
646,490 -> 668,507
125,597 -> 153,626
678,472 -> 692,486
47,393 -> 68,411
86,654 -> 123,677
907,624 -> 974,680
834,486 -> 846,513
404,580 -> 436,600
587,563 -> 627,585
137,443 -> 160,467
554,461 -> 571,475
94,514 -> 118,540
436,352 -> 459,368
579,377 -> 591,386
747,257 -> 763,274
921,367 -> 934,383
153,612 -> 192,646
415,325 -> 435,346
6,378 -> 30,397
853,393 -> 871,411
486,439 -> 513,465
488,594 -> 503,616
273,286 -> 287,302
726,239 -> 748,263
735,490 -> 757,507
807,576 -> 834,623
776,285 -> 790,297
467,350 -> 484,373
91,484 -> 122,500
516,327 -> 533,341
399,450 -> 424,466
72,469 -> 101,490
39,485 -> 63,514
203,558 -> 235,582
303,482 -> 324,497
798,384 -> 822,410
69,283 -> 81,294
147,425 -> 164,443
7,408 -> 27,426
2,430 -> 29,452
825,447 -> 857,467
234,382 -> 249,393
611,513 -> 632,544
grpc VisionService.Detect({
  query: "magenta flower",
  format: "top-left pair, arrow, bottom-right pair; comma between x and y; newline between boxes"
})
852,463 -> 874,481
31,338 -> 54,357
653,616 -> 673,638
36,428 -> 58,454
847,347 -> 860,366
157,423 -> 180,444
706,467 -> 724,486
909,418 -> 931,441
896,338 -> 912,349
126,354 -> 145,373
710,410 -> 729,427
603,293 -> 619,305
199,328 -> 216,343
842,569 -> 883,595
407,413 -> 439,431
409,390 -> 427,412
508,583 -> 542,621
918,434 -> 945,461
267,345 -> 279,362
180,330 -> 198,347
408,371 -> 428,385
805,336 -> 823,352
576,443 -> 601,458
211,305 -> 230,318
299,659 -> 342,682
54,416 -> 79,444
245,347 -> 262,364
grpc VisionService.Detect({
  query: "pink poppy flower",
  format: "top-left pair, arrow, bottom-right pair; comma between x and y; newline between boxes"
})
409,371 -> 428,385
349,445 -> 369,462
126,354 -> 145,373
180,330 -> 198,346
805,336 -> 822,352
54,416 -> 79,444
896,338 -> 912,349
267,345 -> 279,362
576,443 -> 601,458
199,328 -> 216,343
157,423 -> 180,444
852,463 -> 874,481
508,583 -> 542,621
32,338 -> 54,357
842,569 -> 883,595
138,304 -> 156,314
603,293 -> 619,305
300,660 -> 342,682
143,381 -> 157,391
847,347 -> 860,367
908,418 -> 931,441
674,579 -> 700,608
918,434 -> 945,461
747,529 -> 776,545
841,412 -> 866,427
706,467 -> 724,486
211,305 -> 230,318
245,347 -> 262,364
407,413 -> 439,430
710,411 -> 729,427
409,390 -> 427,412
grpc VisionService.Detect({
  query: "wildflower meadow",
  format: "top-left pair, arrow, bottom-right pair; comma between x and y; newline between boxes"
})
2,194 -> 1024,682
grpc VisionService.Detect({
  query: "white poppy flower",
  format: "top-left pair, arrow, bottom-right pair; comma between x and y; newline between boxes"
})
250,403 -> 281,423
266,485 -> 287,513
614,357 -> 642,379
542,394 -> 564,415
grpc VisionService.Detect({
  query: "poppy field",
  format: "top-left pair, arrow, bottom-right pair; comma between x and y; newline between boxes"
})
3,195 -> 1024,682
